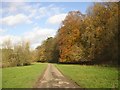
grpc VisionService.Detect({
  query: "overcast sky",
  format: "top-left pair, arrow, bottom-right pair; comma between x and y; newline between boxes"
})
0,2 -> 94,49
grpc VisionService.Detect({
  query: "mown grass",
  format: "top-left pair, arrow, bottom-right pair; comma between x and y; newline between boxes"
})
2,63 -> 47,88
56,64 -> 118,88
0,68 -> 2,89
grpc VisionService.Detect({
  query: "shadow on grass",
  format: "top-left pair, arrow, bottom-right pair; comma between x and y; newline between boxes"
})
50,61 -> 119,68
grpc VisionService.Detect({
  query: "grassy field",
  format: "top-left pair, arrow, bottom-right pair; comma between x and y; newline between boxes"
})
56,64 -> 118,88
2,63 -> 47,88
0,68 -> 1,88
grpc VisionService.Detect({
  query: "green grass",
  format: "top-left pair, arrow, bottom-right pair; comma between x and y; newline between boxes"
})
0,68 -> 2,89
56,64 -> 118,88
2,63 -> 47,88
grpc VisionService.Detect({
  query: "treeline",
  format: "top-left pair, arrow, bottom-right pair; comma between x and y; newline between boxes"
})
35,37 -> 59,63
1,40 -> 35,67
36,2 -> 118,65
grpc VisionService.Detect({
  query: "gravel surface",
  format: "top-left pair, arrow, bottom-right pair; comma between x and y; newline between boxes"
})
35,64 -> 80,88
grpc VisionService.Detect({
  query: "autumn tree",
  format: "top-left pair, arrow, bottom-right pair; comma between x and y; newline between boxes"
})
81,2 -> 119,64
56,11 -> 85,63
55,2 -> 118,64
35,2 -> 118,65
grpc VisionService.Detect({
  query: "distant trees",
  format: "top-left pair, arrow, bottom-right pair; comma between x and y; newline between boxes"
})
13,42 -> 31,66
36,2 -> 118,65
35,37 -> 59,63
2,40 -> 32,67
35,41 -> 46,62
2,39 -> 13,67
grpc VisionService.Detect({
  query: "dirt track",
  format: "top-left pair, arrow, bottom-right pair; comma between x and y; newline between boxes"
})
35,64 -> 80,88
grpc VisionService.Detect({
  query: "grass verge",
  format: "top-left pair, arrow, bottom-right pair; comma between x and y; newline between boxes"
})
2,63 -> 47,88
55,64 -> 118,88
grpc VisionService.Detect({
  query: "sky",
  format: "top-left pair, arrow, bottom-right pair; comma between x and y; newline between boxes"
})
0,1 -> 94,49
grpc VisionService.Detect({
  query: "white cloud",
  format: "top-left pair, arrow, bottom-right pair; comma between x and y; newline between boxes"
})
0,26 -> 57,49
1,2 -> 26,15
0,34 -> 22,49
32,4 -> 64,20
0,3 -> 64,49
1,2 -> 64,20
1,14 -> 32,26
0,28 -> 6,34
8,2 -> 26,13
1,2 -> 65,29
24,26 -> 57,49
0,35 -> 21,44
31,43 -> 41,50
47,13 -> 67,25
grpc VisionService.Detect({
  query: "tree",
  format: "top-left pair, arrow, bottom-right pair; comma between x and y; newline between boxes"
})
2,40 -> 32,67
14,41 -> 31,66
35,2 -> 118,65
2,39 -> 14,67
83,2 -> 118,64
36,37 -> 59,63
35,43 -> 46,62
54,2 -> 118,64
56,11 -> 85,63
